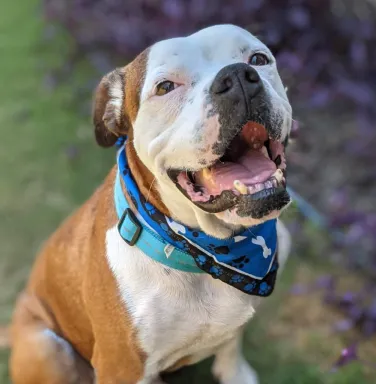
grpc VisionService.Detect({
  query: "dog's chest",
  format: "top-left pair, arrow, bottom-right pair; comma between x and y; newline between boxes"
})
106,226 -> 259,373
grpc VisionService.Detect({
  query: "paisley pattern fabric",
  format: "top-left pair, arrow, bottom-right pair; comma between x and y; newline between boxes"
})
117,142 -> 279,296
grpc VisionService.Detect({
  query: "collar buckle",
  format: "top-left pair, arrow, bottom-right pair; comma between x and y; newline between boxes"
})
118,208 -> 142,246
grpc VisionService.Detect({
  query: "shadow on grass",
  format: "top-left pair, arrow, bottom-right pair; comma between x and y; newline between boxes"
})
162,357 -> 218,384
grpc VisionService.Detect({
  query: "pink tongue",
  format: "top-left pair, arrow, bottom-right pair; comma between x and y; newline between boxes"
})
195,150 -> 276,196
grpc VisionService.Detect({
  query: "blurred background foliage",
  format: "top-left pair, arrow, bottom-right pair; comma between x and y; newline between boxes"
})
0,0 -> 376,382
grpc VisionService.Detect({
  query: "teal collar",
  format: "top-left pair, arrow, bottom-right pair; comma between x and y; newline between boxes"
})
113,143 -> 280,297
114,170 -> 204,273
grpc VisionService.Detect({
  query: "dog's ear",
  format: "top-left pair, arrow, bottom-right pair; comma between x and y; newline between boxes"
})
92,68 -> 131,147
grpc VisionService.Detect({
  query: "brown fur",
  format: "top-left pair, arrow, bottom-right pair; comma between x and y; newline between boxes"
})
93,48 -> 149,147
93,47 -> 168,215
93,68 -> 129,147
10,50 -> 159,384
124,49 -> 149,123
123,48 -> 169,215
10,169 -> 146,384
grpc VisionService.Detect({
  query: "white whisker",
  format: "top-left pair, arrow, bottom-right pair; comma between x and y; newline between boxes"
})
146,177 -> 157,203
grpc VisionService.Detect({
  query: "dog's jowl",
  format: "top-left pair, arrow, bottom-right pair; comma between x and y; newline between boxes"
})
10,24 -> 292,384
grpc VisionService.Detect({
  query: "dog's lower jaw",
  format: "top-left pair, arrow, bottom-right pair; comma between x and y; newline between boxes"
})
214,200 -> 292,230
158,180 -> 283,239
193,207 -> 242,239
156,179 -> 239,238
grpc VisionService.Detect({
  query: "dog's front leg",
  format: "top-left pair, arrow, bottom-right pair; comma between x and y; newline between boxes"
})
212,329 -> 259,384
93,348 -> 166,384
92,344 -> 146,384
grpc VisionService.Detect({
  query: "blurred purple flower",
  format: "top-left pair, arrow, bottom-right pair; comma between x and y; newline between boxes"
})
290,283 -> 309,295
328,189 -> 348,211
350,40 -> 367,70
337,81 -> 373,106
277,52 -> 303,72
288,7 -> 310,29
367,300 -> 376,320
309,88 -> 331,107
338,292 -> 358,307
290,119 -> 300,139
333,319 -> 353,333
314,275 -> 335,290
162,0 -> 184,18
362,320 -> 376,337
347,305 -> 364,323
332,344 -> 358,370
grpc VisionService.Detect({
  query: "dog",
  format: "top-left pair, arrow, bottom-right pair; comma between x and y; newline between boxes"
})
10,24 -> 292,384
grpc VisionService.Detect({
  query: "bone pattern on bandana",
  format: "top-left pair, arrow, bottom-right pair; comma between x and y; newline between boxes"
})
117,143 -> 279,296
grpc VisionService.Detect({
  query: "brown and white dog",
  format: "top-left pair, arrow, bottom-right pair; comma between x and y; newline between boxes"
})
10,25 -> 292,384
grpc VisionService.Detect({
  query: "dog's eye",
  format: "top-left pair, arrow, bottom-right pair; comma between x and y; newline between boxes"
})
249,53 -> 269,66
156,81 -> 176,96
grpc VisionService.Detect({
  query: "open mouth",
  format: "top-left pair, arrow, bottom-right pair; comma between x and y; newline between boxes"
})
168,122 -> 290,218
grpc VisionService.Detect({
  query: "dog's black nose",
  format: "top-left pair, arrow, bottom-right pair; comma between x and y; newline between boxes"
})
210,63 -> 262,99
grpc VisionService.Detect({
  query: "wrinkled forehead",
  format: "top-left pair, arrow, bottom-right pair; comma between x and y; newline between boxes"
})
144,25 -> 271,86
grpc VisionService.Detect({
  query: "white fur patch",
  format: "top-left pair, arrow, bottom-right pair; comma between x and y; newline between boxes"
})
108,73 -> 124,125
105,219 -> 290,382
102,68 -> 125,134
105,225 -> 261,380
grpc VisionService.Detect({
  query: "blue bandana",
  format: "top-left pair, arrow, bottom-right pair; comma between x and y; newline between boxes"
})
116,143 -> 279,296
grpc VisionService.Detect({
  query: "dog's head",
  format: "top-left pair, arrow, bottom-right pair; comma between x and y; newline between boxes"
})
93,25 -> 292,238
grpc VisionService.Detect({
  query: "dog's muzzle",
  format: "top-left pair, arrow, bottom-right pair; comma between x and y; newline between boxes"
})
168,63 -> 290,219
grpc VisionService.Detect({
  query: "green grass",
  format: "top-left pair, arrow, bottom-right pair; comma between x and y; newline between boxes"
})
0,0 -> 112,322
0,1 -> 373,383
163,258 -> 371,383
0,0 -> 112,381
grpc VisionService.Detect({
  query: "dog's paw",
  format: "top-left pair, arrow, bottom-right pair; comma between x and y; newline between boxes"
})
213,356 -> 259,384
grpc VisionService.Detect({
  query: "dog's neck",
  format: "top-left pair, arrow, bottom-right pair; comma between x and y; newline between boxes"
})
159,180 -> 241,238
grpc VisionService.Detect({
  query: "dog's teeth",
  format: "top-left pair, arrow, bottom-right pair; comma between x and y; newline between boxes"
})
264,180 -> 273,189
248,185 -> 255,194
254,183 -> 264,192
234,180 -> 248,195
253,142 -> 263,149
271,178 -> 278,187
261,146 -> 269,159
202,168 -> 211,179
272,169 -> 283,182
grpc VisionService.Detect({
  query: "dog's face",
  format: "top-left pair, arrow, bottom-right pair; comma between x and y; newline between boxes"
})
94,25 -> 292,237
